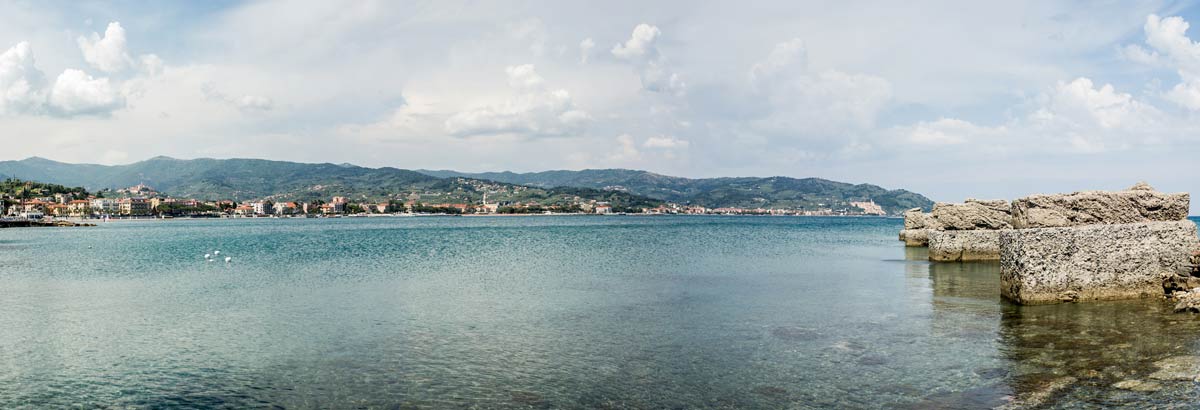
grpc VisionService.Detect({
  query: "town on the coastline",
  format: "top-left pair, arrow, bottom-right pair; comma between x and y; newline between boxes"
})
0,180 -> 890,219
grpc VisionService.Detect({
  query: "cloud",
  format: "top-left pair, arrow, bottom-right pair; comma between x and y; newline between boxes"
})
903,118 -> 1006,145
643,135 -> 689,149
236,95 -> 273,111
48,69 -> 124,115
1128,15 -> 1200,110
579,38 -> 594,64
444,64 -> 589,137
201,83 -> 274,113
0,41 -> 47,114
506,18 -> 547,57
140,54 -> 164,76
746,39 -> 892,142
77,22 -> 134,73
612,24 -> 685,95
609,133 -> 640,161
896,77 -> 1161,153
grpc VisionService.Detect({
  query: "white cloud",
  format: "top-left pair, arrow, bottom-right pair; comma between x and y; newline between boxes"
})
77,22 -> 134,73
579,38 -> 594,64
612,24 -> 660,59
0,41 -> 47,115
612,24 -> 685,95
506,18 -> 547,57
201,83 -> 274,113
444,64 -> 589,137
896,77 -> 1161,153
746,39 -> 892,141
643,135 -> 689,149
903,118 -> 1006,145
236,95 -> 273,111
1031,77 -> 1158,130
609,133 -> 640,161
140,54 -> 164,76
48,68 -> 124,115
1129,15 -> 1200,110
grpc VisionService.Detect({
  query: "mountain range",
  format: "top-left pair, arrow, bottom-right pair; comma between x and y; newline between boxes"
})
418,169 -> 933,214
0,157 -> 933,214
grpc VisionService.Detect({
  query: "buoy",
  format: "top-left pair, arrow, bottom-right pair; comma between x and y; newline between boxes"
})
225,257 -> 232,263
214,251 -> 221,256
205,253 -> 211,259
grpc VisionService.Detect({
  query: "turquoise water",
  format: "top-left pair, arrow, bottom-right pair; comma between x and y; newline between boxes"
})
1,216 -> 1199,409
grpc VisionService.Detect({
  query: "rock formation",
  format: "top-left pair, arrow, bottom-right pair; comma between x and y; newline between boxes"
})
1001,183 -> 1200,305
919,199 -> 1012,260
928,230 -> 1001,262
931,199 -> 1012,230
899,208 -> 938,247
1010,183 -> 1189,229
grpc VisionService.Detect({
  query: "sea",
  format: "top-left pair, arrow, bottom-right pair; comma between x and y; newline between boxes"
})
1,216 -> 1199,409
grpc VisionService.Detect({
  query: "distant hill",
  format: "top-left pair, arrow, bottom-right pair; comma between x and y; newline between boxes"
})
0,157 -> 934,214
419,169 -> 933,214
0,157 -> 661,210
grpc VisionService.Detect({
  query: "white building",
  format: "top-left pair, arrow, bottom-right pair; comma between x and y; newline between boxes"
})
90,198 -> 119,215
250,201 -> 273,215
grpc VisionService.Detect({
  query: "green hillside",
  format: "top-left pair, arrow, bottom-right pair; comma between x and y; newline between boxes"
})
419,169 -> 933,214
0,157 -> 661,210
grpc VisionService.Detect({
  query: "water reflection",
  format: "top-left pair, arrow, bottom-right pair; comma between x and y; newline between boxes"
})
910,250 -> 1200,408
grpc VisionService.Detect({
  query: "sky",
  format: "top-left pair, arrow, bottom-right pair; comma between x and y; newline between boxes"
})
2,0 -> 1200,212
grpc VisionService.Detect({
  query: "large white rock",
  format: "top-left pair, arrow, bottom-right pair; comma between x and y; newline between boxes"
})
1000,220 -> 1200,305
1011,183 -> 1190,229
900,228 -> 930,247
931,199 -> 1012,230
928,230 -> 1002,262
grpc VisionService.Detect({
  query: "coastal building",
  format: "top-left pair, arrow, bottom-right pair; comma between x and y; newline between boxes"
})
90,198 -> 118,215
595,203 -> 612,214
273,202 -> 298,215
67,200 -> 90,216
45,204 -> 69,216
328,197 -> 347,213
250,201 -> 273,215
850,200 -> 887,216
234,205 -> 255,216
119,198 -> 151,215
22,200 -> 49,214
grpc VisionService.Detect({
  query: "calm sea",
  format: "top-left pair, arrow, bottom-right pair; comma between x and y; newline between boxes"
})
1,216 -> 1199,409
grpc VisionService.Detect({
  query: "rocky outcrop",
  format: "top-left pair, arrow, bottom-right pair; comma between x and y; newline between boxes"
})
899,229 -> 930,247
999,220 -> 1200,305
899,208 -> 938,246
928,230 -> 1001,262
903,208 -> 931,230
1010,183 -> 1189,229
930,199 -> 1012,230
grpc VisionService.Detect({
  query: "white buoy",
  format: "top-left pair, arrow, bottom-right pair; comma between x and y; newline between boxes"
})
225,257 -> 232,263
205,253 -> 211,259
207,259 -> 214,263
214,251 -> 221,256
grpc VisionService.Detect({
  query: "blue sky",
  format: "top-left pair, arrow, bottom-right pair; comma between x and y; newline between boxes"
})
1,0 -> 1199,212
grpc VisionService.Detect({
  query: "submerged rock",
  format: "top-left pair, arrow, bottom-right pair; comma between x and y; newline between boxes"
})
1172,289 -> 1200,313
928,230 -> 1001,262
1148,356 -> 1200,381
1010,183 -> 1190,229
930,200 -> 1012,231
1000,220 -> 1200,305
1112,379 -> 1162,392
996,376 -> 1076,410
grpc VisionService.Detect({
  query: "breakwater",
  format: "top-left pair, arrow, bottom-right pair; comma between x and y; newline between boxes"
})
902,183 -> 1200,306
